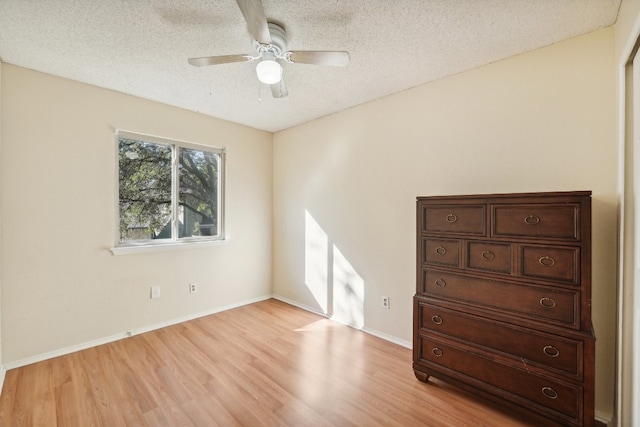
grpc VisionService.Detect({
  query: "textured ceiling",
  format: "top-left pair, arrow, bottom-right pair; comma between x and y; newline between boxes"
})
0,0 -> 621,132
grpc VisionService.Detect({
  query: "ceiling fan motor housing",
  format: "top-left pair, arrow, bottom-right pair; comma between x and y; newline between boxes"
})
252,22 -> 287,57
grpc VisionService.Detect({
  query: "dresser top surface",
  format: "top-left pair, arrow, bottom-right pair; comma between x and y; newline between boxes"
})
417,191 -> 591,202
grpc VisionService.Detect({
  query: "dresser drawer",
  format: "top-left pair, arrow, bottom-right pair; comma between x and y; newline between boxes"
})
466,241 -> 511,274
416,301 -> 582,377
421,269 -> 579,328
491,204 -> 580,241
422,238 -> 460,267
416,335 -> 582,422
521,245 -> 579,285
421,204 -> 485,236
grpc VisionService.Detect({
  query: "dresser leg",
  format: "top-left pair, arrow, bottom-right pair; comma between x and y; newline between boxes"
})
414,370 -> 429,382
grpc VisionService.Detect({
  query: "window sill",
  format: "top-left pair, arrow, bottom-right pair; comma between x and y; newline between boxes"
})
110,239 -> 229,255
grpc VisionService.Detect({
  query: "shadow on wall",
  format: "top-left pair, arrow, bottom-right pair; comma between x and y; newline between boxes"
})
304,210 -> 364,328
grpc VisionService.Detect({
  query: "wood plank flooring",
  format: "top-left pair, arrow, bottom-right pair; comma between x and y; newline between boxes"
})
0,299 -> 539,426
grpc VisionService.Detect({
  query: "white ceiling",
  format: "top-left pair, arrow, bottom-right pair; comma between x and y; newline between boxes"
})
0,0 -> 621,132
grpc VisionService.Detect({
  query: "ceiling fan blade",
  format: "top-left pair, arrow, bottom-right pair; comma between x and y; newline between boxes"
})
235,0 -> 271,44
271,78 -> 288,98
286,51 -> 350,67
188,54 -> 253,66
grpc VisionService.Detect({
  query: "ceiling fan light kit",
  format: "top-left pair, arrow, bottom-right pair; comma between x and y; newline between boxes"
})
256,54 -> 282,84
188,0 -> 350,98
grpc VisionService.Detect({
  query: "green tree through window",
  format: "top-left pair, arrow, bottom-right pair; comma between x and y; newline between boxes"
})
179,147 -> 219,237
118,132 -> 224,244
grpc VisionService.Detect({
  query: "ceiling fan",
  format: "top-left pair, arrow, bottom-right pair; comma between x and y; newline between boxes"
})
188,0 -> 350,98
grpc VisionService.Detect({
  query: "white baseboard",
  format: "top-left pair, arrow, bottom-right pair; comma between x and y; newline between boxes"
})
595,410 -> 613,426
0,366 -> 6,396
272,294 -> 412,349
3,293 -> 407,374
271,294 -> 329,318
2,294 -> 273,371
361,326 -> 412,349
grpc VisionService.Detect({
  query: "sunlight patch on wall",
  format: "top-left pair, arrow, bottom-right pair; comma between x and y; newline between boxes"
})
304,210 -> 364,327
332,244 -> 364,328
305,210 -> 328,314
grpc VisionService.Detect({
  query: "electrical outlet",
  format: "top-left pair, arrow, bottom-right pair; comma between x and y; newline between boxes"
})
150,286 -> 160,299
189,283 -> 198,294
382,296 -> 390,309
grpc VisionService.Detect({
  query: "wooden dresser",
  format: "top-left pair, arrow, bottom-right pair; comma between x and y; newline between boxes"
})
413,191 -> 595,426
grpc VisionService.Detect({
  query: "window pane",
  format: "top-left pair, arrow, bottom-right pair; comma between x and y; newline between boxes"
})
179,147 -> 219,238
118,138 -> 172,242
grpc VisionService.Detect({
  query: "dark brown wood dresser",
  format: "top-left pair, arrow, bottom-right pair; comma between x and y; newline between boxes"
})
413,191 -> 595,426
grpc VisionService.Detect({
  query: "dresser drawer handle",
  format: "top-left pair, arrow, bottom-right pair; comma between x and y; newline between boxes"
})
481,250 -> 495,260
539,297 -> 557,309
431,315 -> 443,325
435,246 -> 447,255
434,278 -> 447,288
543,345 -> 560,358
445,214 -> 458,223
541,386 -> 558,400
538,256 -> 555,267
432,347 -> 443,357
524,214 -> 540,225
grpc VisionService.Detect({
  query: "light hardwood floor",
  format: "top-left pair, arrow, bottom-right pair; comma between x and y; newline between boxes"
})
0,299 -> 539,426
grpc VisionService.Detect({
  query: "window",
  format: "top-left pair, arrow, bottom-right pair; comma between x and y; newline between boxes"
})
116,131 -> 225,248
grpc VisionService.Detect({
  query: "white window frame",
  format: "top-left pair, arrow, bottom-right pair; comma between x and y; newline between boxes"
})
111,130 -> 226,255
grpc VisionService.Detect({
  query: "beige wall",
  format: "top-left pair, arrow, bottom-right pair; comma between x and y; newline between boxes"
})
0,64 -> 273,364
273,28 -> 618,421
